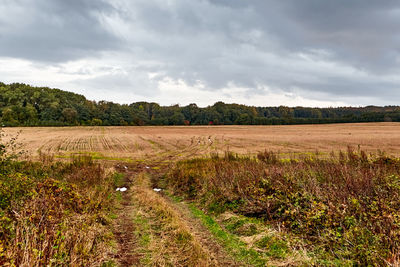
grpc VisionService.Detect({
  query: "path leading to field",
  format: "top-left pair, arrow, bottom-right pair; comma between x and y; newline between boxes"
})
113,154 -> 240,266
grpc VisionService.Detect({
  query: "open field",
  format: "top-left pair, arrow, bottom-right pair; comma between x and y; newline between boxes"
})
3,122 -> 400,266
4,122 -> 400,160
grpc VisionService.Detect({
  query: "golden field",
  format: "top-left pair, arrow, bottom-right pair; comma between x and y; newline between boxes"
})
3,122 -> 400,160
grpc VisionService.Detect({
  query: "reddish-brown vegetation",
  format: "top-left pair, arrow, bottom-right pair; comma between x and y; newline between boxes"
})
0,156 -> 116,266
166,149 -> 400,265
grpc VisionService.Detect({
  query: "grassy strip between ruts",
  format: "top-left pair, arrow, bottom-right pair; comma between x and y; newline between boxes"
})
130,173 -> 213,266
131,211 -> 152,265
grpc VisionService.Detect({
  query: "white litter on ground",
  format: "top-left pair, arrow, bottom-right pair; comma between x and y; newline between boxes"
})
153,188 -> 162,192
116,187 -> 128,192
145,166 -> 150,169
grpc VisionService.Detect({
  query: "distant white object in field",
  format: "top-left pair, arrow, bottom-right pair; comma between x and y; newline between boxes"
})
145,166 -> 150,169
124,166 -> 128,170
153,188 -> 162,192
116,187 -> 127,192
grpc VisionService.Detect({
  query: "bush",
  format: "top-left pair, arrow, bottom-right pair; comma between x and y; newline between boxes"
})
0,132 -> 116,265
166,150 -> 400,265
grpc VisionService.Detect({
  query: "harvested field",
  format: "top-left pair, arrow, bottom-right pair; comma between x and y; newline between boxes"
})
3,122 -> 400,160
3,122 -> 400,266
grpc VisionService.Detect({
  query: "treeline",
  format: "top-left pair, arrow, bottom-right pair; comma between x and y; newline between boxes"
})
1,82 -> 400,126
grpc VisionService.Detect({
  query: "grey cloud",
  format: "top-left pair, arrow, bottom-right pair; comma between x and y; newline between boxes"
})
130,0 -> 400,99
294,79 -> 400,103
1,0 -> 400,105
0,0 -> 120,62
261,1 -> 400,72
74,71 -> 159,97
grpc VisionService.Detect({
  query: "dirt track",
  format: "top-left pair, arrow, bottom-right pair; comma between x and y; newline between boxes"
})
114,162 -> 239,266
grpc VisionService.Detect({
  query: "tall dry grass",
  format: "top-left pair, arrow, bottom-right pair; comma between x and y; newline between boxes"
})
0,155 -> 116,266
166,148 -> 400,265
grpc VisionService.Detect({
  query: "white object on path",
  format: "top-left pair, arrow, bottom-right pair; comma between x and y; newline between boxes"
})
116,187 -> 128,192
145,166 -> 150,169
153,188 -> 162,192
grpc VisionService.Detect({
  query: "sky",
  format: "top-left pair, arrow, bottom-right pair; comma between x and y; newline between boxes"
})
0,0 -> 399,107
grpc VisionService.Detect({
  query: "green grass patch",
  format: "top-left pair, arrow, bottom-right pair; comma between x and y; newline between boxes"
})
132,212 -> 153,265
188,204 -> 267,266
55,151 -> 133,162
112,172 -> 125,187
163,191 -> 184,202
224,217 -> 258,236
255,235 -> 288,259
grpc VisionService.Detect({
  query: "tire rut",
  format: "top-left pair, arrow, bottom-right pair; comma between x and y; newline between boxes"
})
113,168 -> 141,266
161,193 -> 242,267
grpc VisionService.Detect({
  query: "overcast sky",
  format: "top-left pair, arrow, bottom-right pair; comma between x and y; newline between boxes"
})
1,0 -> 399,107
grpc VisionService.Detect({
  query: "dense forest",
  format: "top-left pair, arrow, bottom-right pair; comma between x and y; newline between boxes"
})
1,82 -> 400,126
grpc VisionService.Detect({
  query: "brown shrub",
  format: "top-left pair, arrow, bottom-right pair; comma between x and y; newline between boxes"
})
166,150 -> 400,265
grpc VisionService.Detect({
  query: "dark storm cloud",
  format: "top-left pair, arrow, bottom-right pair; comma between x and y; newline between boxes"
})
1,0 -> 399,105
110,0 -> 400,99
0,0 -> 120,62
266,0 -> 400,72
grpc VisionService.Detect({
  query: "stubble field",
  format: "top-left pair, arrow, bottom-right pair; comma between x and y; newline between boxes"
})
4,122 -> 400,161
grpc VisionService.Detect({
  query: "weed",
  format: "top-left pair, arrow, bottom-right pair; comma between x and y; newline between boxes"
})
0,134 -> 117,265
166,149 -> 400,265
255,235 -> 288,259
112,172 -> 125,188
225,218 -> 258,236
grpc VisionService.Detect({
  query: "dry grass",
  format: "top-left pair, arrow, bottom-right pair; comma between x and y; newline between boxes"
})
4,122 -> 400,161
165,150 -> 400,265
0,156 -> 117,266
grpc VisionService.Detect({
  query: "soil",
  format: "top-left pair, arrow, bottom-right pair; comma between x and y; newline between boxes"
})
112,166 -> 141,266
